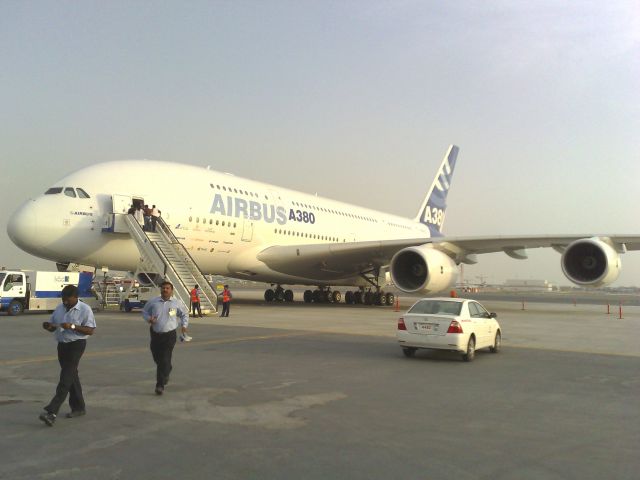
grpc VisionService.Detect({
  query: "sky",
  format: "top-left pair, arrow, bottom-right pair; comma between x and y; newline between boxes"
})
1,1 -> 639,286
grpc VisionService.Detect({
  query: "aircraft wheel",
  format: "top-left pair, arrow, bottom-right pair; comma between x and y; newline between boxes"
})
323,291 -> 332,303
332,291 -> 341,303
303,290 -> 313,303
264,289 -> 275,302
364,292 -> 373,305
313,290 -> 323,303
345,291 -> 353,304
354,291 -> 363,304
385,292 -> 395,306
284,289 -> 294,302
378,293 -> 387,306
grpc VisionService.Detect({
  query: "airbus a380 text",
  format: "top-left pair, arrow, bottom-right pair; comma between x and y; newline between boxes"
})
8,146 -> 640,305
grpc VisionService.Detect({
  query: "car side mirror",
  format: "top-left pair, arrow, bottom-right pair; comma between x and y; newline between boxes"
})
489,312 -> 497,318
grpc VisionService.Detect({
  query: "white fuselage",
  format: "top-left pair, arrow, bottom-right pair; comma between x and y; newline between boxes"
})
8,160 -> 430,286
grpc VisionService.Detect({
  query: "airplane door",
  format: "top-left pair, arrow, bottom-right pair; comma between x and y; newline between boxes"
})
242,219 -> 254,242
110,194 -> 133,233
112,194 -> 133,214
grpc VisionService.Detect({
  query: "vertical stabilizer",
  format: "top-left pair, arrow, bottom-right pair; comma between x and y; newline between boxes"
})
414,145 -> 459,237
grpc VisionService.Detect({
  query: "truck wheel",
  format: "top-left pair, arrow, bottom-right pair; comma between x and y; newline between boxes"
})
8,300 -> 24,316
124,300 -> 132,313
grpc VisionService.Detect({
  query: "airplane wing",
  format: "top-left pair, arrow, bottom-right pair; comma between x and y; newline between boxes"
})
256,235 -> 640,279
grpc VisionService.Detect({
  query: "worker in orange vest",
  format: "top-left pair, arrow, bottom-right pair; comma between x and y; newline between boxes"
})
190,285 -> 202,318
220,285 -> 232,317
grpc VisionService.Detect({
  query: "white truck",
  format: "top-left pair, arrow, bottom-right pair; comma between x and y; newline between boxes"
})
0,270 -> 98,316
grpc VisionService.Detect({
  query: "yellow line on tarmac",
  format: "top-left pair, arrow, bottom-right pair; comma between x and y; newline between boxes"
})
0,332 -> 312,367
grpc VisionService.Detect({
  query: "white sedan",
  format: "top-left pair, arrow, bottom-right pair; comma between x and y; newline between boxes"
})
396,297 -> 501,362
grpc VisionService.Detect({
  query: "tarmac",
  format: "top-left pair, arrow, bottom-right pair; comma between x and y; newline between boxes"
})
1,294 -> 639,479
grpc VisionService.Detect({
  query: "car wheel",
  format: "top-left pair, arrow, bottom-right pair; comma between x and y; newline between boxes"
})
8,300 -> 24,316
402,347 -> 417,358
462,336 -> 476,362
489,331 -> 501,353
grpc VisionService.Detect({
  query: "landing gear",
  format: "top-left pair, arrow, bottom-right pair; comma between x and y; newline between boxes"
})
267,278 -> 394,308
301,287 -> 343,304
343,287 -> 394,307
264,285 -> 294,303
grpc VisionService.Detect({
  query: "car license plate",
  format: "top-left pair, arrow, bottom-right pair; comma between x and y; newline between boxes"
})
417,322 -> 438,332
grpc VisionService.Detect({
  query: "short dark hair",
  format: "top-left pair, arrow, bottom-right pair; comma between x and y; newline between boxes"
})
160,281 -> 173,289
224,284 -> 229,288
61,285 -> 78,298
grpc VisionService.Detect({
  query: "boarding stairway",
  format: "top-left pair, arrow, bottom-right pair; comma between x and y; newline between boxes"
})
121,214 -> 218,314
93,282 -> 121,307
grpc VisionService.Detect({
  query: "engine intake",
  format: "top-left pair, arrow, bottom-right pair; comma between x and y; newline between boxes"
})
561,237 -> 621,287
390,245 -> 458,294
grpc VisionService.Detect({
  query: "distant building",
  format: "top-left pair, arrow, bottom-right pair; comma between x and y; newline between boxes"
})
503,279 -> 554,291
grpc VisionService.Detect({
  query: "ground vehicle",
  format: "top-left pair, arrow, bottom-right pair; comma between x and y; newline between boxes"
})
396,297 -> 501,362
0,270 -> 98,315
119,285 -> 158,312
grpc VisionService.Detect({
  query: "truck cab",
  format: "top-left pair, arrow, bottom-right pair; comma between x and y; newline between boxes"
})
0,271 -> 27,315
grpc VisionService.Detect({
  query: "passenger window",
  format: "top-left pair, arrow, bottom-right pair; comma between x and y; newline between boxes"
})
64,187 -> 76,198
76,188 -> 90,198
469,303 -> 484,318
474,303 -> 490,318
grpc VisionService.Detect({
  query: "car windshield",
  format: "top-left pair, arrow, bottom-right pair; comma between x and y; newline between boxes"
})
408,300 -> 462,316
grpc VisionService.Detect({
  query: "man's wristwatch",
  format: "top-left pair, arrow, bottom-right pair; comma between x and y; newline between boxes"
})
70,324 -> 76,330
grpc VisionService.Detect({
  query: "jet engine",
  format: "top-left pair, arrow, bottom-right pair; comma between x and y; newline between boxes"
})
390,245 -> 458,294
561,237 -> 621,287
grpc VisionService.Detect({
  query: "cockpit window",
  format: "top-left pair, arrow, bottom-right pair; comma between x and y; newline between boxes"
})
64,187 -> 77,198
45,187 -> 63,195
76,188 -> 90,198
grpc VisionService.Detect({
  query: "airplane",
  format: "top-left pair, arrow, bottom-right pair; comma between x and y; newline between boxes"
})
7,145 -> 640,306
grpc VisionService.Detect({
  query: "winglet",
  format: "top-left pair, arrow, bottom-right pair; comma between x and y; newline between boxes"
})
414,145 -> 459,236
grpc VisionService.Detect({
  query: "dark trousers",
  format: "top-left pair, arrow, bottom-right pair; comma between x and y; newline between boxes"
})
221,301 -> 230,317
191,301 -> 202,317
45,340 -> 86,415
151,216 -> 158,232
150,328 -> 176,388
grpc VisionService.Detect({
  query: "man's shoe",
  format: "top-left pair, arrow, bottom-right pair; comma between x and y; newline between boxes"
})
39,411 -> 56,426
155,385 -> 164,395
65,410 -> 86,418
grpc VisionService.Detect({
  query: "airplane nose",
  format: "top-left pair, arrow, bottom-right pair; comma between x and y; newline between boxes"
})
7,199 -> 40,255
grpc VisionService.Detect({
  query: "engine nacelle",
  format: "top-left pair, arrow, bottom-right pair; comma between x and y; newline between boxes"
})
390,245 -> 458,294
561,237 -> 621,287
